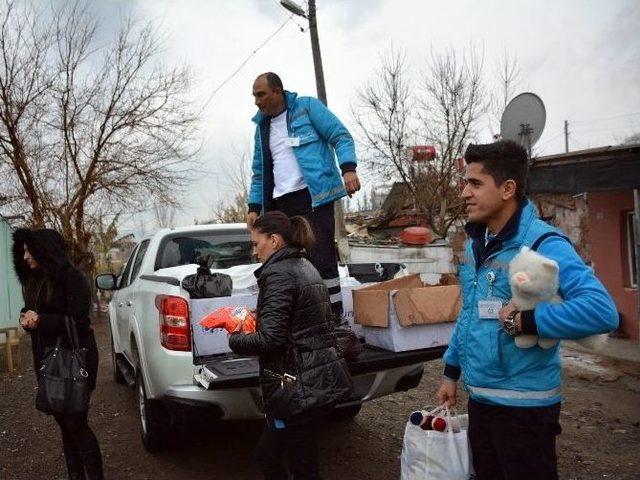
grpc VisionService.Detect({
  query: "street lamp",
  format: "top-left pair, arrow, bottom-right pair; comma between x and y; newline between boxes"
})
280,0 -> 328,105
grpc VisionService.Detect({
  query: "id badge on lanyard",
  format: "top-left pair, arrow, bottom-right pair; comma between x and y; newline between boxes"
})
478,271 -> 503,319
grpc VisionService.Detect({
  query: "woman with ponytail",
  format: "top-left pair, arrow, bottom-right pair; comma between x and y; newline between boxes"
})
229,211 -> 353,480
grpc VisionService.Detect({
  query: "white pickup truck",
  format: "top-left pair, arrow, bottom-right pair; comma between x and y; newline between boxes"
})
95,223 -> 446,452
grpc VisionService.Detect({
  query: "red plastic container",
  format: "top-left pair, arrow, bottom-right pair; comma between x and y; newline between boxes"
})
411,145 -> 436,162
400,226 -> 433,246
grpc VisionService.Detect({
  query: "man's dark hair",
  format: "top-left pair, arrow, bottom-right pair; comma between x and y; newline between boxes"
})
464,140 -> 529,200
258,72 -> 283,91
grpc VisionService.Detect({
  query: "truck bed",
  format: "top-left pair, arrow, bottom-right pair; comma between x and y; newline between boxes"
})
197,345 -> 446,390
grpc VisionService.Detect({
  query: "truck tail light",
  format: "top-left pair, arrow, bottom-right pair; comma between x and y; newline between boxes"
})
155,295 -> 191,351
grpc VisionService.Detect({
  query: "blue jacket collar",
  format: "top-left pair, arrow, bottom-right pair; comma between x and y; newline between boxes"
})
466,199 -> 532,268
252,90 -> 299,124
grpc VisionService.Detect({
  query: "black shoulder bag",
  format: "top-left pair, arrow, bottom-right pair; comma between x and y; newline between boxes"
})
333,317 -> 363,362
36,316 -> 90,415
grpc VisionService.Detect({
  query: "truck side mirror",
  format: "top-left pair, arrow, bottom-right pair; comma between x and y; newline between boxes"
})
95,273 -> 117,291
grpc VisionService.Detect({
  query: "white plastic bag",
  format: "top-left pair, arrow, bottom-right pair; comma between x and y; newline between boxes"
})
400,406 -> 473,480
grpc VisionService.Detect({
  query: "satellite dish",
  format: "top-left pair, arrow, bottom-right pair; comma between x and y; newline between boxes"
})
500,92 -> 546,158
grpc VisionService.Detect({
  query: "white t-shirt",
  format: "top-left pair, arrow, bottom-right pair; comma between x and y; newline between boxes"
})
269,110 -> 307,198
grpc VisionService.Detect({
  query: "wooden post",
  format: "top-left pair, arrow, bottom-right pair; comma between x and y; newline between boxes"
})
633,188 -> 640,345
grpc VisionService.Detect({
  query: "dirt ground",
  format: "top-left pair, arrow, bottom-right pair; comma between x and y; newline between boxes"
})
1,316 -> 639,480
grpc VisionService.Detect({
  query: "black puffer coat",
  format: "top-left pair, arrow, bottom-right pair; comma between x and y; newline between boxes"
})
229,246 -> 353,419
12,229 -> 99,392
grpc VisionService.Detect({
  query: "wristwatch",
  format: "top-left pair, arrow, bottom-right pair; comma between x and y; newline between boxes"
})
503,310 -> 521,337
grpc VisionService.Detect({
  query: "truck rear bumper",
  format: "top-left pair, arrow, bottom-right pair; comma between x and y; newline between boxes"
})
163,385 -> 265,420
167,345 -> 445,420
196,345 -> 445,390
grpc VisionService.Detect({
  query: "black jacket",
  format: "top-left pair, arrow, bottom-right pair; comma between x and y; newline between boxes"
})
12,229 -> 99,391
228,246 -> 353,420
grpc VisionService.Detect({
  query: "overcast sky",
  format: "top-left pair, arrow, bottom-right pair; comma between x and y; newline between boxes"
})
79,0 -> 640,233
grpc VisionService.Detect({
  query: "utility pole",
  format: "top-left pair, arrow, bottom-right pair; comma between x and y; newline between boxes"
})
634,188 -> 640,347
564,120 -> 569,153
307,0 -> 327,105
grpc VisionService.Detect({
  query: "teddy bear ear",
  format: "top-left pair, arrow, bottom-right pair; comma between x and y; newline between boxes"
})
542,259 -> 559,273
520,246 -> 530,253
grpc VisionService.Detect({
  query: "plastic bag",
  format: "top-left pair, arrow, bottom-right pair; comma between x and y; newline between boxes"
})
400,405 -> 473,480
182,255 -> 232,298
199,306 -> 257,334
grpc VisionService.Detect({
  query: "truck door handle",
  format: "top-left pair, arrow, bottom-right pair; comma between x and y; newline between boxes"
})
118,302 -> 124,307
127,301 -> 133,307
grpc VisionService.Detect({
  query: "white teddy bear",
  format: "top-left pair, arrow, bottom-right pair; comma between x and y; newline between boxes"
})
508,246 -> 561,349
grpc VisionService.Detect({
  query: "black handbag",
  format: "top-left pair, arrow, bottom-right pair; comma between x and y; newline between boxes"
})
333,324 -> 363,362
35,316 -> 91,415
182,255 -> 233,298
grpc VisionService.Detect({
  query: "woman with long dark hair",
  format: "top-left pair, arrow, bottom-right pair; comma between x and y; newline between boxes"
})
229,211 -> 353,480
12,228 -> 103,479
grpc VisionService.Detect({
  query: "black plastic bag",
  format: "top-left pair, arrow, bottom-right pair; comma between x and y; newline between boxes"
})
182,255 -> 232,298
36,317 -> 90,415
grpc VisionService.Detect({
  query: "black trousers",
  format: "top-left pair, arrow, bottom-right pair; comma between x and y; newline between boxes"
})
54,409 -> 103,478
255,418 -> 320,480
271,188 -> 342,316
468,399 -> 562,480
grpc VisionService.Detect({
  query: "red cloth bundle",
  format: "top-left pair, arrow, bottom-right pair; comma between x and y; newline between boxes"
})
199,306 -> 257,334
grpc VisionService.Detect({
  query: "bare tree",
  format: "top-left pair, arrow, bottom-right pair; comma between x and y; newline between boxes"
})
488,50 -> 521,137
352,45 -> 486,237
154,202 -> 176,229
418,47 -> 487,236
0,1 -> 199,275
90,213 -> 120,275
208,150 -> 251,224
351,47 -> 416,196
624,132 -> 640,145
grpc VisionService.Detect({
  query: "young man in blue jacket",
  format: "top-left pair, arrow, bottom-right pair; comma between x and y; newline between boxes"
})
246,72 -> 360,316
436,140 -> 618,480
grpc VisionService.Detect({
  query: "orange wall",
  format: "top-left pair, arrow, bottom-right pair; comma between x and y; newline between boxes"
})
588,191 -> 638,340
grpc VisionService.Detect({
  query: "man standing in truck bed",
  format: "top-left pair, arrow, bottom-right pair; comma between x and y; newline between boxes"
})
246,72 -> 360,317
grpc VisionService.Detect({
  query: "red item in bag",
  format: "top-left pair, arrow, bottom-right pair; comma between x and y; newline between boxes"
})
199,306 -> 257,334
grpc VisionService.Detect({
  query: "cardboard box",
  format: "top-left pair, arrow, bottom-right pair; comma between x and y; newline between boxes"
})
352,274 -> 462,352
352,274 -> 424,328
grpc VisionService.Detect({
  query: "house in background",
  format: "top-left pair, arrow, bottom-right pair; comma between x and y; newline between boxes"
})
529,143 -> 640,340
0,215 -> 24,346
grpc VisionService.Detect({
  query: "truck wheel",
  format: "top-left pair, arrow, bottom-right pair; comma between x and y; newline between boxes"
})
136,369 -> 168,453
111,333 -> 125,384
331,404 -> 362,421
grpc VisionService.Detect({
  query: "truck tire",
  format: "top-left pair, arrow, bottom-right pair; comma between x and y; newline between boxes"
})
136,369 -> 168,453
331,404 -> 362,421
111,333 -> 125,384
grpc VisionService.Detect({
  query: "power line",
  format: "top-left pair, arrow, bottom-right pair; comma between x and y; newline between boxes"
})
200,15 -> 294,111
537,131 -> 564,149
571,111 -> 640,126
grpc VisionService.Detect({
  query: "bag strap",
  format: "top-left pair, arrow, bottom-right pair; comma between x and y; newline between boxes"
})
531,232 -> 571,252
64,316 -> 81,350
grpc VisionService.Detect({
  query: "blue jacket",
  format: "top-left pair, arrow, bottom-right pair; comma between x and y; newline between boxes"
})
248,91 -> 357,212
443,201 -> 618,407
